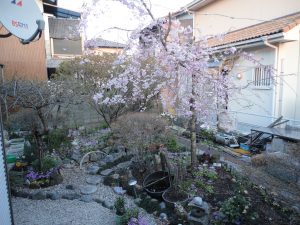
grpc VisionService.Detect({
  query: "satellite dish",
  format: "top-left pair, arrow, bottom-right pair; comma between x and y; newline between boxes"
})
0,0 -> 45,44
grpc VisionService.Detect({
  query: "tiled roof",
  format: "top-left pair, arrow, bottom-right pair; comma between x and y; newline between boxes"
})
85,38 -> 126,49
49,17 -> 81,40
208,11 -> 300,48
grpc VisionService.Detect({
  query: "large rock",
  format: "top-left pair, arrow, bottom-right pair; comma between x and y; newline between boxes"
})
100,168 -> 113,176
103,155 -> 115,163
62,193 -> 81,200
48,191 -> 61,200
50,172 -> 63,186
113,186 -> 126,195
86,176 -> 102,185
80,185 -> 98,195
31,191 -> 47,200
87,165 -> 100,175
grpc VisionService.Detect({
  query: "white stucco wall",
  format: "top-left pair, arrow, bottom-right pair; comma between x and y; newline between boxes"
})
228,46 -> 275,132
193,0 -> 300,39
277,40 -> 300,126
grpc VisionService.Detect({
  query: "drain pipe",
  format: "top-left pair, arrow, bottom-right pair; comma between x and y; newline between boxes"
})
263,38 -> 280,119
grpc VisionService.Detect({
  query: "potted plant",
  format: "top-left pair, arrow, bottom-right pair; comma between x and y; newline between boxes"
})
114,197 -> 126,224
162,153 -> 189,206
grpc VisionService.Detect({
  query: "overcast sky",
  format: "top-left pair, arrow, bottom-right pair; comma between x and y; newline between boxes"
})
57,0 -> 192,42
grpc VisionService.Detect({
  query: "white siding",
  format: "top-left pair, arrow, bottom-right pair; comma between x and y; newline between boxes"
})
0,131 -> 12,225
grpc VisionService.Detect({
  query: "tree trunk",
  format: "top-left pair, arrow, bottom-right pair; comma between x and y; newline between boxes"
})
190,74 -> 197,167
33,130 -> 43,172
37,109 -> 48,134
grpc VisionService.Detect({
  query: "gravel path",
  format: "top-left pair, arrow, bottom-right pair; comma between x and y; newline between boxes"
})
12,165 -> 157,225
12,198 -> 116,225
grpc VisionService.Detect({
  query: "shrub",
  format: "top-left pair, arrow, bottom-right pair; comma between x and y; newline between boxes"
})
251,154 -> 267,167
112,112 -> 168,159
45,129 -> 71,153
32,155 -> 60,173
120,208 -> 139,225
114,197 -> 125,216
165,135 -> 179,152
23,141 -> 38,164
220,194 -> 251,223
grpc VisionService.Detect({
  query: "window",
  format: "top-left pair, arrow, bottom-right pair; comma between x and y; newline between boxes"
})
52,39 -> 82,55
253,65 -> 272,88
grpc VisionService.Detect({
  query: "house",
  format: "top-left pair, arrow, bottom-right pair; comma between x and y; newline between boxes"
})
0,0 -> 83,80
187,0 -> 300,132
0,0 -> 47,80
85,38 -> 126,55
43,1 -> 83,78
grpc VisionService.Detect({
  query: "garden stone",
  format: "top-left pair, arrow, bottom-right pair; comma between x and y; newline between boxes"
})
80,185 -> 98,195
89,153 -> 98,162
63,163 -> 74,169
62,193 -> 81,200
86,176 -> 102,185
113,186 -> 126,195
292,204 -> 300,214
94,198 -> 104,204
103,155 -> 114,163
48,191 -> 61,200
62,159 -> 71,164
151,198 -> 159,204
103,147 -> 112,154
159,202 -> 166,210
102,200 -> 113,209
134,198 -> 141,205
189,197 -> 203,207
14,190 -> 30,198
50,172 -> 63,186
100,168 -> 114,176
112,173 -> 120,180
116,161 -> 131,169
87,165 -> 100,175
159,213 -> 168,220
66,184 -> 75,190
31,191 -> 47,200
80,195 -> 94,203
98,161 -> 106,167
71,153 -> 81,162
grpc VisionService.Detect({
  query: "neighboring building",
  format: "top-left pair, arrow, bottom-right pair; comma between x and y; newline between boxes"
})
187,0 -> 300,132
0,0 -> 47,81
0,0 -> 82,80
43,1 -> 82,78
85,38 -> 126,55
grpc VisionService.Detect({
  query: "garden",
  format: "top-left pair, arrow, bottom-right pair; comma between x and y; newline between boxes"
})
2,0 -> 300,225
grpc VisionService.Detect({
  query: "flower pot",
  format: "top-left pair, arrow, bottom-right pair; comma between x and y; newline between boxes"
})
143,171 -> 173,198
162,188 -> 189,207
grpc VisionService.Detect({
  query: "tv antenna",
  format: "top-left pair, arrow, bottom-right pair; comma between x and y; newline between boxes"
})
0,0 -> 45,44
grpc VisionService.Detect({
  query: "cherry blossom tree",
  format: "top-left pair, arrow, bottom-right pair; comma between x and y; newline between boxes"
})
83,0 -> 260,167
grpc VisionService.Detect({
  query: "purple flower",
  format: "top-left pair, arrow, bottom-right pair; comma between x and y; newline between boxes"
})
128,216 -> 148,225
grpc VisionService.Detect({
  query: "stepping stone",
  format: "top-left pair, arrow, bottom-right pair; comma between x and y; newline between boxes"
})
113,186 -> 126,195
80,195 -> 94,203
100,168 -> 113,176
62,193 -> 81,200
86,176 -> 102,185
80,185 -> 98,195
87,165 -> 100,175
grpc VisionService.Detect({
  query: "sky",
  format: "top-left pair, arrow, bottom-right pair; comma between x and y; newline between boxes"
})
57,0 -> 192,43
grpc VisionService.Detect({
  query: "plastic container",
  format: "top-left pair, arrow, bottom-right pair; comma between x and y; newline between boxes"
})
6,154 -> 16,163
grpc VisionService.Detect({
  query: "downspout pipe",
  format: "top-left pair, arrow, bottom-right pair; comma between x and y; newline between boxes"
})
263,38 -> 279,120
